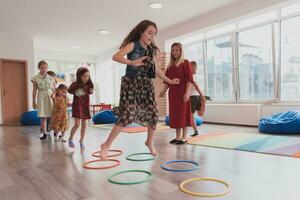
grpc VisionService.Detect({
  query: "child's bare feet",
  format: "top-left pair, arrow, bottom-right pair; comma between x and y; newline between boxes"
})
145,141 -> 158,157
100,143 -> 109,160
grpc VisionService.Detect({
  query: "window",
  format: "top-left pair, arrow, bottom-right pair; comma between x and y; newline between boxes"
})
46,60 -> 97,104
238,24 -> 274,100
164,1 -> 300,103
281,16 -> 300,101
46,60 -> 96,85
183,42 -> 205,92
206,36 -> 234,101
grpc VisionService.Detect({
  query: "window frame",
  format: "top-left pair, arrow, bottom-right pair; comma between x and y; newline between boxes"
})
182,41 -> 206,94
205,33 -> 236,102
235,22 -> 277,102
278,14 -> 300,103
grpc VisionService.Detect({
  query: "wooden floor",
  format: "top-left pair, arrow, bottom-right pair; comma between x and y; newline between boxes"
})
1,122 -> 300,200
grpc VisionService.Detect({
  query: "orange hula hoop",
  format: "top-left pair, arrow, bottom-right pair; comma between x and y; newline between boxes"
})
82,159 -> 121,170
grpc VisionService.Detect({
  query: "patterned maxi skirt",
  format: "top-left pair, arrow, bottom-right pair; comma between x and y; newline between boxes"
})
113,73 -> 159,129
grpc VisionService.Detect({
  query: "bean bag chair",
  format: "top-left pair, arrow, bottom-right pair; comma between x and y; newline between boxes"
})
165,115 -> 170,126
259,111 -> 300,134
20,110 -> 40,126
165,115 -> 203,126
92,110 -> 117,124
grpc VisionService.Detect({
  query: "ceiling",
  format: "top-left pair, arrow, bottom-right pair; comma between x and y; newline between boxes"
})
0,0 -> 237,56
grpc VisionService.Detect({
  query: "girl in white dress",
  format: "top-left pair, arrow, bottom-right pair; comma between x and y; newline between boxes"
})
31,60 -> 55,140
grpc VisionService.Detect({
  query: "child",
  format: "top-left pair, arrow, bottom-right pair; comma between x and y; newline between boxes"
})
99,19 -> 179,160
189,61 -> 206,137
49,84 -> 69,142
47,71 -> 58,86
68,67 -> 94,150
159,42 -> 193,145
46,70 -> 58,132
31,60 -> 55,140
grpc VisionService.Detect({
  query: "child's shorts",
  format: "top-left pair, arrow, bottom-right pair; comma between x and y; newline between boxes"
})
190,95 -> 201,113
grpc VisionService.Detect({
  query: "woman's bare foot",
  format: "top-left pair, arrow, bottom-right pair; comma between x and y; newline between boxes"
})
145,141 -> 158,157
100,143 -> 109,160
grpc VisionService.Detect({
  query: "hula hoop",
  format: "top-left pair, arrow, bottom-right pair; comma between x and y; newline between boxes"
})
179,177 -> 230,197
160,160 -> 199,172
92,149 -> 123,158
108,170 -> 153,185
82,159 -> 120,170
126,153 -> 157,161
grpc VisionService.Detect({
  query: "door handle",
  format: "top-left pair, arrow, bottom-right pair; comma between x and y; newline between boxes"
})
3,89 -> 7,96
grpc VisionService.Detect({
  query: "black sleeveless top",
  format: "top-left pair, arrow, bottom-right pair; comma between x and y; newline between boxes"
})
126,41 -> 146,77
125,41 -> 156,78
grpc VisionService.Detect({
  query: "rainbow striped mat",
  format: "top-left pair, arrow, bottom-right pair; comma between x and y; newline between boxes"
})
187,132 -> 300,158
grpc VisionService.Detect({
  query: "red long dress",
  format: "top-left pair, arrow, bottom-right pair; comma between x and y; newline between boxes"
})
166,59 -> 193,128
68,82 -> 92,119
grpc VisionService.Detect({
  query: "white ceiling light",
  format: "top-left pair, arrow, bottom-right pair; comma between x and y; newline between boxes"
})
71,46 -> 80,49
149,2 -> 162,9
98,29 -> 110,34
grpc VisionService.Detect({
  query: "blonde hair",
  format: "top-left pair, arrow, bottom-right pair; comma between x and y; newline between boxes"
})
168,42 -> 185,67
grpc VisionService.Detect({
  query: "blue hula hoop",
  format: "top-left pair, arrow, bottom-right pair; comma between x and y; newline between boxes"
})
160,160 -> 199,172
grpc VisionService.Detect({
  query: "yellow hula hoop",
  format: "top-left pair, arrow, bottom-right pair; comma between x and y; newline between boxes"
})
179,177 -> 230,197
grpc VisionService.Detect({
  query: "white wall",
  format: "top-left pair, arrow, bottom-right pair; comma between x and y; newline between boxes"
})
95,47 -> 119,105
0,31 -> 35,124
261,104 -> 300,117
202,103 -> 300,126
34,50 -> 97,64
96,47 -> 117,62
156,0 -> 288,48
95,45 -> 126,105
203,104 -> 262,126
95,57 -> 116,104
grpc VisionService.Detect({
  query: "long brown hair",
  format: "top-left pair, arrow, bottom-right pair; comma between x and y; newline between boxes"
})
47,71 -> 56,77
47,71 -> 58,83
120,19 -> 159,53
76,67 -> 94,88
168,42 -> 185,67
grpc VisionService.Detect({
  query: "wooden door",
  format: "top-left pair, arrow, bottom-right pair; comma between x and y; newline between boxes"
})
0,59 -> 28,125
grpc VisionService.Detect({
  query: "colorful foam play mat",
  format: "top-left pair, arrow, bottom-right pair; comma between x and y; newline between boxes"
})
187,132 -> 300,158
92,122 -> 170,133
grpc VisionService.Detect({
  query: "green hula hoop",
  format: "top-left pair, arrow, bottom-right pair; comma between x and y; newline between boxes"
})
108,170 -> 153,185
126,153 -> 157,161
